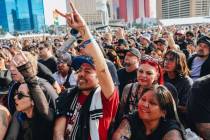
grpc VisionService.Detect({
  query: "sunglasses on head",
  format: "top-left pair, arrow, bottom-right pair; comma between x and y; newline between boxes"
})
16,92 -> 30,100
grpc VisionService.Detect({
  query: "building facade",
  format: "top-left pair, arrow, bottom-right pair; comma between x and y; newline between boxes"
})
157,0 -> 210,19
119,0 -> 152,22
68,0 -> 114,25
0,0 -> 16,32
0,0 -> 45,32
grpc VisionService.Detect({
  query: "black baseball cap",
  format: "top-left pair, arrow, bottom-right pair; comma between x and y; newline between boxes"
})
125,47 -> 141,59
197,36 -> 210,47
154,38 -> 167,46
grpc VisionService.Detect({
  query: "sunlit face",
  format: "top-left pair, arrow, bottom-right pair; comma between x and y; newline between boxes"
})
163,54 -> 176,72
196,43 -> 210,57
104,33 -> 112,44
38,44 -> 49,59
138,90 -> 165,121
124,52 -> 139,67
176,34 -> 184,41
140,38 -> 149,46
137,63 -> 158,87
9,63 -> 24,82
151,50 -> 163,59
77,63 -> 98,91
14,84 -> 33,112
57,61 -> 69,75
156,43 -> 165,52
128,39 -> 135,46
185,34 -> 193,41
0,57 -> 5,70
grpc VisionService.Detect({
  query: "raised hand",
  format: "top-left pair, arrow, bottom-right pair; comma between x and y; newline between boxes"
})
55,0 -> 86,31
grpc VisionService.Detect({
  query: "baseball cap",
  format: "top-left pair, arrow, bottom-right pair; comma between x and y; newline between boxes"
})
71,55 -> 95,70
186,31 -> 194,37
125,47 -> 141,59
197,36 -> 210,47
154,38 -> 168,46
141,33 -> 151,42
118,39 -> 128,46
175,30 -> 185,35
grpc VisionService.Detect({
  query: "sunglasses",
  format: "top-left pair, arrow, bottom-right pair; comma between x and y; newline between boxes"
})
16,92 -> 30,100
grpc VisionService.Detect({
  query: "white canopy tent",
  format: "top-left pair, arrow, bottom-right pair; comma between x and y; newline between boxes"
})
0,32 -> 16,40
18,33 -> 51,39
159,17 -> 210,26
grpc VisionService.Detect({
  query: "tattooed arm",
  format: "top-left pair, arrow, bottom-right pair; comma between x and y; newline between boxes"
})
112,119 -> 131,140
162,130 -> 183,140
196,123 -> 210,140
0,105 -> 11,140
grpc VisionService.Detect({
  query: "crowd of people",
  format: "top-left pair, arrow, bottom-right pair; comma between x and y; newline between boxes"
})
1,1 -> 210,140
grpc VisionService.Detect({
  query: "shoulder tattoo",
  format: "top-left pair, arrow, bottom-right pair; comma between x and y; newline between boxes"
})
162,130 -> 182,140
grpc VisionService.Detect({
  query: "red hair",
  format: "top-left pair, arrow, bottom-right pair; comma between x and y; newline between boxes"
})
140,60 -> 164,85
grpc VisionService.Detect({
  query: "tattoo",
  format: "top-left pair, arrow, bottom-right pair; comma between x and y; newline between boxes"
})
162,130 -> 182,140
117,119 -> 131,139
0,109 -> 9,129
196,123 -> 210,139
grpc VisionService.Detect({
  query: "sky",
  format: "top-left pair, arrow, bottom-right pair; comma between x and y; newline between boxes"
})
43,0 -> 156,25
43,0 -> 67,25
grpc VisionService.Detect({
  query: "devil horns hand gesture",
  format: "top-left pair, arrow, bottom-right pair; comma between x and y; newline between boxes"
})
55,0 -> 90,38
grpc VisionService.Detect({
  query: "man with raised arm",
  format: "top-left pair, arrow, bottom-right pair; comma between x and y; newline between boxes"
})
53,1 -> 119,140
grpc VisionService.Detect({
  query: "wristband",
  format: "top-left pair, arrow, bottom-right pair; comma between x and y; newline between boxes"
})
78,38 -> 95,49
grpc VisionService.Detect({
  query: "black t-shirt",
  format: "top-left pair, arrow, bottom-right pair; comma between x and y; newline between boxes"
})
164,74 -> 193,106
0,70 -> 12,93
187,74 -> 210,123
37,62 -> 55,85
126,113 -> 182,140
16,111 -> 53,140
39,56 -> 57,73
117,68 -> 137,99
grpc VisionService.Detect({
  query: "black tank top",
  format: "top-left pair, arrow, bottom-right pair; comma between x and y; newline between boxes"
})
126,112 -> 182,140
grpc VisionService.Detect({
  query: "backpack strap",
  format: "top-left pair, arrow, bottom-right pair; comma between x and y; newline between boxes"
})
124,83 -> 134,115
63,70 -> 72,88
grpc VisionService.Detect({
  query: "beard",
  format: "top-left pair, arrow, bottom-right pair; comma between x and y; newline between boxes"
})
197,50 -> 208,57
124,62 -> 132,67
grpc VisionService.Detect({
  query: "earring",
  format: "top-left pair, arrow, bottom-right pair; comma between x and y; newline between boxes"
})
31,101 -> 34,106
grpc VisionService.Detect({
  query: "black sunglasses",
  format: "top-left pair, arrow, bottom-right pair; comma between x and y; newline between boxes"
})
16,92 -> 30,100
